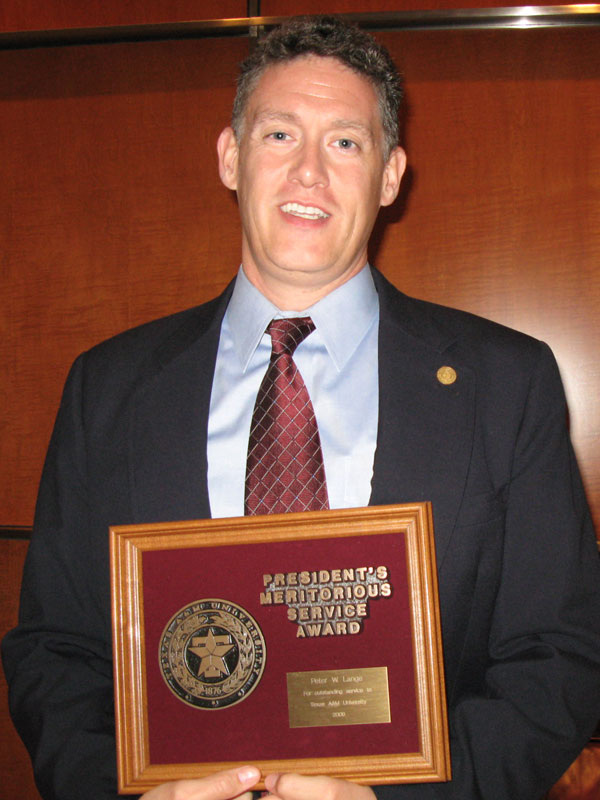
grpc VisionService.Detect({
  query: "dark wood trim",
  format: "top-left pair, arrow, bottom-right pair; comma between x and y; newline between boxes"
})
0,526 -> 33,540
1,6 -> 599,50
247,0 -> 262,17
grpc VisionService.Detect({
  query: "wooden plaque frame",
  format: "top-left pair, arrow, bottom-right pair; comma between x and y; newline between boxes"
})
110,503 -> 450,793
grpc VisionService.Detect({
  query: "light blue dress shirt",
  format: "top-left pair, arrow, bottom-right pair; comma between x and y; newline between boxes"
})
207,265 -> 379,517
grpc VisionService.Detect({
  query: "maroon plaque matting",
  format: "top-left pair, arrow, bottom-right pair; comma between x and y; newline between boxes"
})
110,503 -> 450,793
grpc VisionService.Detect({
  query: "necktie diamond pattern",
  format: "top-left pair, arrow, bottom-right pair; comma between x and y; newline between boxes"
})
245,317 -> 329,515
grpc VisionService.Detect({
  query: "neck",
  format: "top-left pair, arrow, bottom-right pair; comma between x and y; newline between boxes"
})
241,262 -> 367,311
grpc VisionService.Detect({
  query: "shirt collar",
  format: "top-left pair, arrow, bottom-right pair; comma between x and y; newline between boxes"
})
226,264 -> 379,372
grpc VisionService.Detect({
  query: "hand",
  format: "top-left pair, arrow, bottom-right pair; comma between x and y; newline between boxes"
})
264,773 -> 376,800
140,766 -> 261,800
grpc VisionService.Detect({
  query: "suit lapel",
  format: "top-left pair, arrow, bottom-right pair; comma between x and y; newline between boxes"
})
129,286 -> 233,524
370,271 -> 475,568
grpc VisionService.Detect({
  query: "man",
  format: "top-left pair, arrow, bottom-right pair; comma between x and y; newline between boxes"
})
3,15 -> 600,800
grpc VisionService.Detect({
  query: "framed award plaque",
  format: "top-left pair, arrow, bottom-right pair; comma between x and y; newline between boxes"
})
110,503 -> 450,793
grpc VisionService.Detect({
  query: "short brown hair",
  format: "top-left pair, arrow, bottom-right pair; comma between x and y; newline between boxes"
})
232,15 -> 403,159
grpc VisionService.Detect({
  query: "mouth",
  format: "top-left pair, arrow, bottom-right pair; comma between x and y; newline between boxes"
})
280,202 -> 330,221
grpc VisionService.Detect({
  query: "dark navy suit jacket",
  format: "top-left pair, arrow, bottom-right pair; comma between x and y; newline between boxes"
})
4,268 -> 600,799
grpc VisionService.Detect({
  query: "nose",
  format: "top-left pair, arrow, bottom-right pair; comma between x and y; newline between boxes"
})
287,140 -> 329,188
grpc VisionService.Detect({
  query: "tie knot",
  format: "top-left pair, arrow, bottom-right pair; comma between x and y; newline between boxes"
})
267,317 -> 315,357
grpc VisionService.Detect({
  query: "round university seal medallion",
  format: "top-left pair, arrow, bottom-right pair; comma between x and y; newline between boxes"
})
159,599 -> 266,709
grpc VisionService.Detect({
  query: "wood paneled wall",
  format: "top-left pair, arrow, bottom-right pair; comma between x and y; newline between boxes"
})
1,35 -> 248,524
1,3 -> 599,797
0,1 -> 245,32
0,0 -> 565,31
2,25 -> 599,531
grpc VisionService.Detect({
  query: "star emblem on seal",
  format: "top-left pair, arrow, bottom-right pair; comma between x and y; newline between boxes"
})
189,629 -> 235,678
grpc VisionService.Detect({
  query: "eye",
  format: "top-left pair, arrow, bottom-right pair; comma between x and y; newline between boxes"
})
335,138 -> 357,150
267,131 -> 290,141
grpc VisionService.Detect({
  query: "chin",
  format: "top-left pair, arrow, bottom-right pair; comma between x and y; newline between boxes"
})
274,249 -> 336,272
276,262 -> 332,279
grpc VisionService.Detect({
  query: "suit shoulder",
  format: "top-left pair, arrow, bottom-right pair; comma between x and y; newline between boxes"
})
373,268 -> 554,378
80,289 -> 230,374
413,295 -> 542,351
375,274 -> 546,358
56,288 -> 232,419
413,301 -> 566,423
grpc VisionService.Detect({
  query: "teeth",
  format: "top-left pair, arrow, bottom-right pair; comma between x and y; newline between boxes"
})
281,202 -> 329,220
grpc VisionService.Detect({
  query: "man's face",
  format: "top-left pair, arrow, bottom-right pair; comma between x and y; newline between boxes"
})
218,55 -> 405,307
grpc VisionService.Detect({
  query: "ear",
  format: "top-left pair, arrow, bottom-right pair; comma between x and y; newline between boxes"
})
217,126 -> 239,190
379,146 -> 407,207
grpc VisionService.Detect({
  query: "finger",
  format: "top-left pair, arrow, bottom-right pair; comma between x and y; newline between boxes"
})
141,765 -> 261,800
264,773 -> 375,800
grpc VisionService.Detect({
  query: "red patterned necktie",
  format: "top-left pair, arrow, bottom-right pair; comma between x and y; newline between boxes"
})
245,317 -> 329,515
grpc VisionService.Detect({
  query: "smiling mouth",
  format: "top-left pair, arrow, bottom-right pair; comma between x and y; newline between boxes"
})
280,202 -> 330,220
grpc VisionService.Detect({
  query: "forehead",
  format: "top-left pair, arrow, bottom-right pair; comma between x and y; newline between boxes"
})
245,55 -> 381,127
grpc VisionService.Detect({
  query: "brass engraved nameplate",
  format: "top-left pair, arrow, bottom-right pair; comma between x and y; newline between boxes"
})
287,667 -> 391,728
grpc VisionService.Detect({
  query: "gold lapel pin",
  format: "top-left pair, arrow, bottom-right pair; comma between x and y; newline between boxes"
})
437,366 -> 457,385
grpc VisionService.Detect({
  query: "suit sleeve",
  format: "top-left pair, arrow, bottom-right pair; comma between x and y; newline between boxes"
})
374,342 -> 600,799
1,354 -> 135,800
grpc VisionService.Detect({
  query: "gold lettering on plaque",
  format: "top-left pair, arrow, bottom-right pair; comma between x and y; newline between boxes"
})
260,566 -> 392,637
287,667 -> 390,728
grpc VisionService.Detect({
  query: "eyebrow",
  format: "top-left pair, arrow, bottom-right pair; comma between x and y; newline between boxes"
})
252,110 -> 300,126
